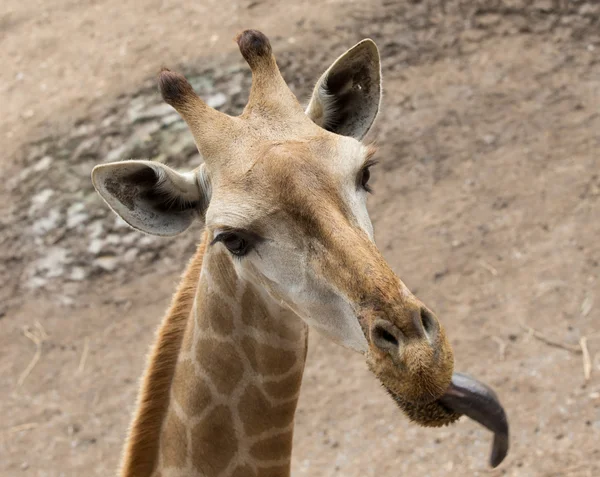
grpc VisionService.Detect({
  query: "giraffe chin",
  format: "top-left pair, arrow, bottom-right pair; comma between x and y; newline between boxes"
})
385,372 -> 510,468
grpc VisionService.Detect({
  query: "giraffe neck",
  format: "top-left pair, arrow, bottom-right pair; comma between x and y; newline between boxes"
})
120,233 -> 309,477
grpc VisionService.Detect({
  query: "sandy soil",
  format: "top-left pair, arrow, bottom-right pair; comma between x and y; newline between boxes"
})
1,1 -> 600,476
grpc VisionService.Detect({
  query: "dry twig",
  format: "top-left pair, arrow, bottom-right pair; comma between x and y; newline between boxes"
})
479,260 -> 498,276
581,294 -> 594,318
580,337 -> 592,382
7,422 -> 38,433
78,337 -> 90,374
18,321 -> 48,386
519,323 -> 581,353
491,336 -> 507,360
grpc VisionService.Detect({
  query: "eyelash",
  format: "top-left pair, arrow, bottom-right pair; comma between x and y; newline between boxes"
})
359,159 -> 378,193
212,230 -> 262,258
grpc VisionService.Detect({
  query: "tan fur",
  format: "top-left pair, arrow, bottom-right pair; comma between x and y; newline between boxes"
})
120,235 -> 207,477
95,29 -> 460,477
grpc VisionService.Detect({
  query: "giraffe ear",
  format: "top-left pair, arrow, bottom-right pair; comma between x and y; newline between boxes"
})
305,39 -> 381,140
91,160 -> 211,236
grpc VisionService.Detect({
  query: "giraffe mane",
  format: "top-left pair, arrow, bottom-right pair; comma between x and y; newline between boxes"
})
119,233 -> 208,477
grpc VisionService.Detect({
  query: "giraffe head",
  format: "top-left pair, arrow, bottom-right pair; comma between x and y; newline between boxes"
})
92,30 -> 458,426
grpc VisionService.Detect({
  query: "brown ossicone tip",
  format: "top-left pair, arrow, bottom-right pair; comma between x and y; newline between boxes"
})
235,29 -> 273,67
157,68 -> 198,108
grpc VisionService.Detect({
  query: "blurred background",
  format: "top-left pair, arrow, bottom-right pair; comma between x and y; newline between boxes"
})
1,1 -> 599,476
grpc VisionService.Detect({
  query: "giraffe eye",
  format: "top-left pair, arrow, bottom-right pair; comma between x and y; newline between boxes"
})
219,233 -> 250,256
212,230 -> 262,257
358,160 -> 378,193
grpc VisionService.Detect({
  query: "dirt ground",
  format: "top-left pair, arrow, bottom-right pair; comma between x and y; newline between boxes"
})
1,0 -> 599,476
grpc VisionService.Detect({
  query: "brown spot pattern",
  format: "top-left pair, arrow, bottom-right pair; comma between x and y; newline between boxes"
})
160,410 -> 188,468
238,385 -> 297,437
172,360 -> 212,417
196,339 -> 245,394
256,464 -> 292,477
241,287 -> 271,326
231,465 -> 257,477
242,336 -> 297,376
250,431 -> 294,462
263,371 -> 304,400
203,293 -> 234,336
192,405 -> 238,475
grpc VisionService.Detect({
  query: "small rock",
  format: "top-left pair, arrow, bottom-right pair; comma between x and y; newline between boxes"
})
67,202 -> 86,216
32,155 -> 53,172
20,462 -> 29,471
59,295 -> 75,307
69,267 -> 87,281
121,232 -> 139,245
105,233 -> 123,245
139,235 -> 158,248
29,188 -> 55,214
129,102 -> 173,123
161,113 -> 181,128
67,212 -> 89,229
187,153 -> 203,166
113,216 -> 130,230
206,92 -> 227,109
28,247 -> 70,285
31,209 -> 62,235
482,134 -> 496,145
87,220 -> 104,239
88,238 -> 105,255
123,248 -> 139,262
67,423 -> 81,435
164,132 -> 196,157
27,276 -> 47,289
579,3 -> 599,16
106,144 -> 128,163
94,255 -> 119,272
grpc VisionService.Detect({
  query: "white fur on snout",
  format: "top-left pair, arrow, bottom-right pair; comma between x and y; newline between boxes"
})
238,242 -> 369,353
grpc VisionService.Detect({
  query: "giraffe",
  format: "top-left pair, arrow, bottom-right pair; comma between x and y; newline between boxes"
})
91,30 -> 508,477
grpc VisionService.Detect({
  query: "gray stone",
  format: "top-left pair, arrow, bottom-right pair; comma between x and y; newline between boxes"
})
32,155 -> 53,172
94,255 -> 119,272
105,144 -> 127,163
161,114 -> 181,128
206,92 -> 227,109
69,267 -> 87,281
67,212 -> 88,229
133,103 -> 174,122
122,232 -> 139,245
32,247 -> 70,279
29,189 -> 55,215
67,202 -> 89,229
123,248 -> 139,262
31,209 -> 62,235
88,238 -> 105,255
113,216 -> 130,230
87,220 -> 104,239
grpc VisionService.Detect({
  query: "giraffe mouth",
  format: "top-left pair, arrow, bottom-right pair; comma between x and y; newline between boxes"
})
386,372 -> 509,468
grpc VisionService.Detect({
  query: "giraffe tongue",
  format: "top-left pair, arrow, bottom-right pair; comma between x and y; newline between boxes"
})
439,372 -> 510,468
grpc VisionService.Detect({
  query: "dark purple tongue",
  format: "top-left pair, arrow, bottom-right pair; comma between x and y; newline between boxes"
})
439,372 -> 509,468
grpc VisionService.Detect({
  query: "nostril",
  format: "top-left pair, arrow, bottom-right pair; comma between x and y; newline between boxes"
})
374,327 -> 399,347
371,320 -> 403,353
420,307 -> 439,341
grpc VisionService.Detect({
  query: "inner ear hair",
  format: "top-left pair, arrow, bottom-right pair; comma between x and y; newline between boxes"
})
125,166 -> 201,214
